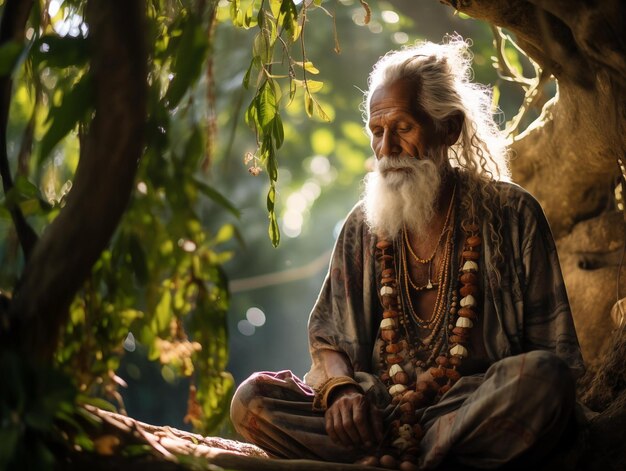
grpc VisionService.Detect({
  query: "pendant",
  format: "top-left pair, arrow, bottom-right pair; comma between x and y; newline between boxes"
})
426,279 -> 433,290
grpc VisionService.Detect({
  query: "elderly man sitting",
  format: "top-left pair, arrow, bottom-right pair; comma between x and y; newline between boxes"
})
230,39 -> 582,470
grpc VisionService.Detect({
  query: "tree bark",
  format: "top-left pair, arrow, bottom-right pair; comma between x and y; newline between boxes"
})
6,0 -> 147,360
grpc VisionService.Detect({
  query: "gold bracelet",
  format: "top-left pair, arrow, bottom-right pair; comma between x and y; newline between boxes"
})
312,376 -> 363,412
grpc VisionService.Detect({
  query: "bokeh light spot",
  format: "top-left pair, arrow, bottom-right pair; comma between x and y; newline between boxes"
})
381,11 -> 400,24
238,319 -> 255,336
246,307 -> 266,327
310,155 -> 331,175
393,32 -> 409,45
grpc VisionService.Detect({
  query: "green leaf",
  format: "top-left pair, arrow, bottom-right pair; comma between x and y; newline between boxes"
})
230,0 -> 244,26
266,140 -> 278,181
305,79 -> 324,93
279,0 -> 300,42
195,371 -> 235,433
266,182 -> 275,212
314,101 -> 331,122
269,0 -> 282,18
213,223 -> 235,245
31,35 -> 89,69
194,178 -> 241,218
243,58 -> 254,89
164,15 -> 209,109
154,288 -> 172,333
0,40 -> 24,77
257,80 -> 277,132
39,74 -> 93,164
294,60 -> 319,74
245,94 -> 259,129
252,30 -> 271,64
244,0 -> 259,28
272,113 -> 284,149
268,209 -> 280,247
288,78 -> 297,105
4,176 -> 48,216
304,90 -> 314,117
13,175 -> 39,199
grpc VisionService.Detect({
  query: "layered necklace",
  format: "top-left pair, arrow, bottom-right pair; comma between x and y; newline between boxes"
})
375,183 -> 482,463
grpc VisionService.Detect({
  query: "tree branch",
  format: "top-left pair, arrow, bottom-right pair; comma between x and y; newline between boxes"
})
0,0 -> 38,260
6,0 -> 147,360
441,0 -> 592,86
526,0 -> 626,84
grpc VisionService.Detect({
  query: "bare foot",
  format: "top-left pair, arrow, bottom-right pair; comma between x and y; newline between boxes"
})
355,455 -> 380,467
399,460 -> 419,471
380,454 -> 399,469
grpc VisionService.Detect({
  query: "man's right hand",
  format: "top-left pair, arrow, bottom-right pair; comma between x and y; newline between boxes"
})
324,386 -> 384,450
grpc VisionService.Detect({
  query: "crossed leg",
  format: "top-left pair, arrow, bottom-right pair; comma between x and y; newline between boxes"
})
230,351 -> 576,469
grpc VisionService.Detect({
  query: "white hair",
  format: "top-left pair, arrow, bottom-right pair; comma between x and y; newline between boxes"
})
363,155 -> 442,240
364,37 -> 510,182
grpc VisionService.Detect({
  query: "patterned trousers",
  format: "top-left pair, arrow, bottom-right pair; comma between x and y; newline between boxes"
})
230,350 -> 576,469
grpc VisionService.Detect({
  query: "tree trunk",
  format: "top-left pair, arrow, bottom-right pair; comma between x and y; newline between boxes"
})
3,0 -> 147,361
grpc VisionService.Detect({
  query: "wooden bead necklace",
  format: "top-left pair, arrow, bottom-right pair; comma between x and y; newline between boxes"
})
374,198 -> 482,466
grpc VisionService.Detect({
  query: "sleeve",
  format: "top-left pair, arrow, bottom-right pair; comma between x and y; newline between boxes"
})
518,193 -> 585,378
303,204 -> 379,389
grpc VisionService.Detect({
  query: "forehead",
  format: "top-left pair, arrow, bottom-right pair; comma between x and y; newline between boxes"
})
369,79 -> 420,118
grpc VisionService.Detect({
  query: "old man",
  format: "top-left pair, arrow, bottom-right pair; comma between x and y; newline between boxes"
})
230,39 -> 583,470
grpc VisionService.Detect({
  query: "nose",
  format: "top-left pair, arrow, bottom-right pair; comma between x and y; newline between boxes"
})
379,128 -> 397,158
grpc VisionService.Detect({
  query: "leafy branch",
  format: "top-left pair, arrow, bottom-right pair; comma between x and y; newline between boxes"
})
229,0 -> 333,247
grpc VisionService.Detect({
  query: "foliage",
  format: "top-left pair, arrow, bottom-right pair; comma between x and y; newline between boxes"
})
230,0 -> 337,246
1,0 -> 239,443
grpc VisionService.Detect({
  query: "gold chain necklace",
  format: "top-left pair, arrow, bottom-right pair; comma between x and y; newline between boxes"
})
403,184 -> 456,265
401,211 -> 454,329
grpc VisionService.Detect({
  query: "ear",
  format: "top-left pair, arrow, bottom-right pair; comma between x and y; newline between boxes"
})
443,111 -> 464,146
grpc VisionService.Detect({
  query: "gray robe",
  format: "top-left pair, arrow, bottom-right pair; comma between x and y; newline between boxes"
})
306,181 -> 583,389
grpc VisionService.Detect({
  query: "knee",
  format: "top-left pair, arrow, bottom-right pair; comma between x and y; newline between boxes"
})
230,373 -> 267,433
518,350 -> 575,408
522,351 -> 574,385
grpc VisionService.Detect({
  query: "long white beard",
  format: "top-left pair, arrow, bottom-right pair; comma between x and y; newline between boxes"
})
362,156 -> 442,240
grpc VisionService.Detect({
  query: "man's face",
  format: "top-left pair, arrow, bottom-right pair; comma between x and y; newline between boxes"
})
368,79 -> 442,167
